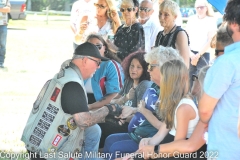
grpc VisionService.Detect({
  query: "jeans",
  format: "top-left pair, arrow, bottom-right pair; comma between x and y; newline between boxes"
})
103,133 -> 138,160
82,124 -> 101,160
0,25 -> 7,65
189,51 -> 209,88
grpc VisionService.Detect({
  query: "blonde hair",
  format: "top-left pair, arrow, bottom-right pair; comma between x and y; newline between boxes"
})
195,0 -> 214,17
159,0 -> 179,17
144,45 -> 183,68
198,66 -> 210,96
159,59 -> 189,129
105,0 -> 120,32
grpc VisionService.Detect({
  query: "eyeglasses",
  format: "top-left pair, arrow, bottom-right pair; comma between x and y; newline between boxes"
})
215,49 -> 224,56
192,74 -> 198,81
95,44 -> 103,50
158,12 -> 170,18
195,6 -> 206,10
139,7 -> 152,13
148,64 -> 159,71
94,3 -> 106,9
120,7 -> 135,12
87,56 -> 101,66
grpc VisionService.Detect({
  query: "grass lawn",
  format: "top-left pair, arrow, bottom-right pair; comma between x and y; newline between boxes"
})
0,14 -> 74,159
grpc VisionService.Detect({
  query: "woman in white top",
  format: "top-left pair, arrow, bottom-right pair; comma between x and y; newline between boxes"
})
137,59 -> 199,159
73,0 -> 121,47
186,0 -> 217,88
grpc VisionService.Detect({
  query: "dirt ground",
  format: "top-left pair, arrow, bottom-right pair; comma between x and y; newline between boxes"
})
0,15 -> 73,154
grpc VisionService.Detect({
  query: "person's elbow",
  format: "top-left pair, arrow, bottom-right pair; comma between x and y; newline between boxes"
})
199,111 -> 211,124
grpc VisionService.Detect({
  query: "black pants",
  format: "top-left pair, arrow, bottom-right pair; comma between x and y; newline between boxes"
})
27,150 -> 46,160
134,133 -> 207,160
98,121 -> 128,148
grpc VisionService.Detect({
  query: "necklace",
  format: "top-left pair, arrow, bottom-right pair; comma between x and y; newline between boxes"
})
157,24 -> 177,47
163,24 -> 176,35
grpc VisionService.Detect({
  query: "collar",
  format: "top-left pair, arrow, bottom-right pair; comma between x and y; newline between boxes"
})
141,17 -> 153,27
224,41 -> 240,55
69,62 -> 84,80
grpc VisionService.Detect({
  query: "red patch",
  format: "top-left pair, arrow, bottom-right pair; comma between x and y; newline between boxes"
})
52,134 -> 62,146
100,77 -> 106,95
50,88 -> 60,102
69,158 -> 74,160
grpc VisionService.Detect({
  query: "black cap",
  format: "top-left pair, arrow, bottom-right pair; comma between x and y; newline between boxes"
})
74,42 -> 109,61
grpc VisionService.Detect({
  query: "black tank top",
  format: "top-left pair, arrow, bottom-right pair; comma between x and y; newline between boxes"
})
155,26 -> 190,48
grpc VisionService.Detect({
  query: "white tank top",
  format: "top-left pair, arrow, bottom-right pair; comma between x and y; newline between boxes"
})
169,98 -> 199,138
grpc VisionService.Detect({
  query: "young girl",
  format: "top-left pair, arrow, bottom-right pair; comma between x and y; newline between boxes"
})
138,59 -> 199,159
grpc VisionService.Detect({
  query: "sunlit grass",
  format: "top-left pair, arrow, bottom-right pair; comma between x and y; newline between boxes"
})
0,14 -> 73,154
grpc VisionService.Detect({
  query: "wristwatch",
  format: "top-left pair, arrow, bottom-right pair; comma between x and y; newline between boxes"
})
154,145 -> 159,154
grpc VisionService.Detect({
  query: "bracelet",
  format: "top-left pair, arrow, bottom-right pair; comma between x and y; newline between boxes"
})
154,145 -> 159,154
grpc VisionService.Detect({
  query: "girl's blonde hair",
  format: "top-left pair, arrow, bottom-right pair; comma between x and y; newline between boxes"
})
195,0 -> 214,17
159,59 -> 189,129
159,0 -> 179,17
198,66 -> 210,96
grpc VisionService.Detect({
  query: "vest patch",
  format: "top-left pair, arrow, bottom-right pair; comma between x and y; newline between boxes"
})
29,104 -> 59,147
58,125 -> 70,136
50,87 -> 60,102
67,117 -> 77,130
52,134 -> 62,146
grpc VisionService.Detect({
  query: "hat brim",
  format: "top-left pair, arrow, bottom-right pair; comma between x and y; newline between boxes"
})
99,56 -> 109,61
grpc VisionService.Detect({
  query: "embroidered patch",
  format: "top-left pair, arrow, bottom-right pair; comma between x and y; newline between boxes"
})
52,134 -> 62,146
57,69 -> 65,79
48,146 -> 57,153
50,88 -> 60,102
58,125 -> 70,136
67,117 -> 77,130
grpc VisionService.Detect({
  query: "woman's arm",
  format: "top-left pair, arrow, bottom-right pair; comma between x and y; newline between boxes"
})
88,93 -> 118,110
175,31 -> 190,68
148,122 -> 169,145
159,121 -> 207,156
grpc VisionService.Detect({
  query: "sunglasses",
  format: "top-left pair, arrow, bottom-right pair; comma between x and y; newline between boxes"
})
192,74 -> 198,81
195,6 -> 206,10
120,7 -> 135,12
215,49 -> 224,56
148,64 -> 159,71
94,3 -> 106,9
139,7 -> 152,13
95,44 -> 103,50
87,56 -> 101,66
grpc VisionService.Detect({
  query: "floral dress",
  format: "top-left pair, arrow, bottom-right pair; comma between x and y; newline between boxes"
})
114,23 -> 145,61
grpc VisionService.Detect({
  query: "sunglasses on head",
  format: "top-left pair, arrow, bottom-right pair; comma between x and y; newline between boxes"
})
215,49 -> 224,56
94,3 -> 106,9
120,7 -> 135,12
95,44 -> 103,50
139,7 -> 152,12
148,64 -> 159,71
195,6 -> 206,10
192,74 -> 198,81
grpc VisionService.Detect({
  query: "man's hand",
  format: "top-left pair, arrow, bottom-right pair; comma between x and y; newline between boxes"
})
118,106 -> 135,119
